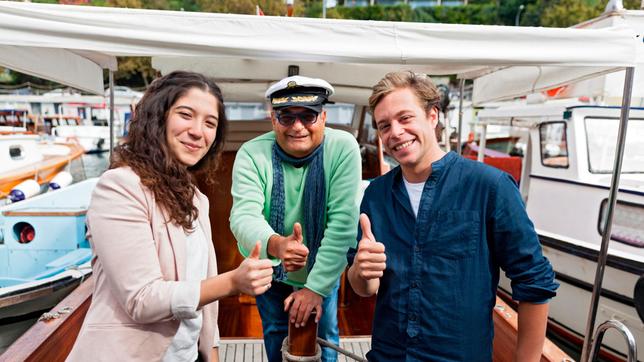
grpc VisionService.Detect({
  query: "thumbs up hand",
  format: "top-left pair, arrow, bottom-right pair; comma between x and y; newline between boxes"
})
267,222 -> 309,272
354,214 -> 386,281
233,241 -> 275,296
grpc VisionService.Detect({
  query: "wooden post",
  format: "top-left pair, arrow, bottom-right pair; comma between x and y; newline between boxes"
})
287,311 -> 318,357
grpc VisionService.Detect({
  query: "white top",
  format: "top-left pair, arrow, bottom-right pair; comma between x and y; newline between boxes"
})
162,222 -> 209,362
403,178 -> 426,218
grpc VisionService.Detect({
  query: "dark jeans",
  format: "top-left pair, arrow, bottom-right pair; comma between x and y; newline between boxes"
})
255,281 -> 340,362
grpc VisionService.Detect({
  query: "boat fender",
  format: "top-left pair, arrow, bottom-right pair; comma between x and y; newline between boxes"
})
634,276 -> 644,323
9,179 -> 41,203
49,171 -> 73,191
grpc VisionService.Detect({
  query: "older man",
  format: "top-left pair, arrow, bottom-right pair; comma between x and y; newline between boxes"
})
348,71 -> 558,361
230,75 -> 361,362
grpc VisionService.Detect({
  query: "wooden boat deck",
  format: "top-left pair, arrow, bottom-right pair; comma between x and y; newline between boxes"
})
219,337 -> 371,362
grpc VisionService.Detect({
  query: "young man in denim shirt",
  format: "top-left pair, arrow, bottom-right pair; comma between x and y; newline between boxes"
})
347,71 -> 558,361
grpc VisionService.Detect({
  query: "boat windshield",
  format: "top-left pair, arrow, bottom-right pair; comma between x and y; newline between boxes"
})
585,117 -> 644,174
224,102 -> 355,126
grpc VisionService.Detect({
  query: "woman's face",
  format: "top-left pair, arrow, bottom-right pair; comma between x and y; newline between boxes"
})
165,87 -> 219,167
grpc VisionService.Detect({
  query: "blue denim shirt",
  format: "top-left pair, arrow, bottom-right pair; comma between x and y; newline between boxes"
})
348,152 -> 558,362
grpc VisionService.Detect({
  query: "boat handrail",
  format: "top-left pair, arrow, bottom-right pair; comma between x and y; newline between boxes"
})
2,209 -> 87,217
588,320 -> 637,362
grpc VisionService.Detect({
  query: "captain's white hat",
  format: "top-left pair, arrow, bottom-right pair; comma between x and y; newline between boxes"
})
265,76 -> 335,112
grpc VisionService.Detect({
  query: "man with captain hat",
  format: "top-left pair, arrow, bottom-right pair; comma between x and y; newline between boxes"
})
230,75 -> 362,362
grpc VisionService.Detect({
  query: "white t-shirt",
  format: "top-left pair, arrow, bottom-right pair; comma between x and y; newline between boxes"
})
162,222 -> 209,362
403,178 -> 426,218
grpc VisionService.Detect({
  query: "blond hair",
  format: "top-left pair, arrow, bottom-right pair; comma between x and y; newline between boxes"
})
368,71 -> 440,128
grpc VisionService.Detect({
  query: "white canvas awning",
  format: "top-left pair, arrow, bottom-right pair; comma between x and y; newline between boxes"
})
0,1 -> 639,101
0,45 -> 109,95
473,10 -> 644,105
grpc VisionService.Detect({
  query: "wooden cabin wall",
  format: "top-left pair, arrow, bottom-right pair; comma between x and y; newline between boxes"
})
197,151 -> 244,275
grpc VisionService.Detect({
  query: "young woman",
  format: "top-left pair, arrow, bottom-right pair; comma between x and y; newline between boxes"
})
67,71 -> 274,362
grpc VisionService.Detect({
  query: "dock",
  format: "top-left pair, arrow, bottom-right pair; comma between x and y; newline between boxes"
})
219,337 -> 371,362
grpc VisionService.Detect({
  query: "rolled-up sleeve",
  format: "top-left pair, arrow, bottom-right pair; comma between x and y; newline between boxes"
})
169,280 -> 201,319
489,173 -> 559,303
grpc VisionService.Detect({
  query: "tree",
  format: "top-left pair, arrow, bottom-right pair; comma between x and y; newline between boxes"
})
197,0 -> 303,16
537,0 -> 642,28
114,57 -> 157,87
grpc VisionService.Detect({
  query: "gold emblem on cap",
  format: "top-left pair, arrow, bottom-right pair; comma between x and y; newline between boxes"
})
291,95 -> 318,103
272,97 -> 289,105
287,81 -> 298,88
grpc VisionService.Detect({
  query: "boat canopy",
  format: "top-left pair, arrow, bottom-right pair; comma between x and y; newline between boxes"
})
0,1 -> 640,102
475,101 -> 585,127
473,9 -> 644,105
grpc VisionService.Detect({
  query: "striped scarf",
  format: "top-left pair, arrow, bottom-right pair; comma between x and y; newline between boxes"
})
269,140 -> 326,282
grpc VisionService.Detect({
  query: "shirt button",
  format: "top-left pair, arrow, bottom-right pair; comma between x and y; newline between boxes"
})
409,314 -> 417,321
411,281 -> 418,288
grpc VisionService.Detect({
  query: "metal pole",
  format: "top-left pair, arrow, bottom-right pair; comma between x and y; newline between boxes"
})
322,0 -> 327,19
515,4 -> 525,26
456,78 -> 465,155
580,67 -> 635,362
477,124 -> 487,163
316,338 -> 367,362
108,70 -> 115,155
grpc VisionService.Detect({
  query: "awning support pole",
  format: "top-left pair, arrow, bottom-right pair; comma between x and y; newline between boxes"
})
457,78 -> 465,155
477,124 -> 487,162
109,70 -> 115,154
580,66 -> 635,362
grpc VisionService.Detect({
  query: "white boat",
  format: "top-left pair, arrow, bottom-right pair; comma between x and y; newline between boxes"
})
0,92 -> 142,153
475,101 -> 644,361
51,125 -> 110,153
0,134 -> 85,201
0,178 -> 97,353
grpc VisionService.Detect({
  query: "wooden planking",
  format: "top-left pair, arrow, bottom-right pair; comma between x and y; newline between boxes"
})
253,342 -> 263,362
219,338 -> 369,362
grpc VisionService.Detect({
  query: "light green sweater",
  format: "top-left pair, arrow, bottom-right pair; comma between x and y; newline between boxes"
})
230,127 -> 361,297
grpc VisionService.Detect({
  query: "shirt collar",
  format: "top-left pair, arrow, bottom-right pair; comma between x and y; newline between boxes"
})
392,151 -> 458,185
428,151 -> 457,181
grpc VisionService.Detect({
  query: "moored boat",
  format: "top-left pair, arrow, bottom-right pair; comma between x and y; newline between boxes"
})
0,178 -> 97,353
475,102 -> 644,361
0,134 -> 84,202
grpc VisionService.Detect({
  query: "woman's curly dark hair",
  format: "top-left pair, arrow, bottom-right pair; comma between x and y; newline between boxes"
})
111,71 -> 227,231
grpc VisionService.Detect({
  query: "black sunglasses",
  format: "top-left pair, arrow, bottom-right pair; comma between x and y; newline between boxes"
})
275,110 -> 319,127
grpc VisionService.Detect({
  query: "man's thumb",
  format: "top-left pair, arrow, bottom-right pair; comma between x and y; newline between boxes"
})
292,222 -> 303,243
360,213 -> 375,242
249,241 -> 262,259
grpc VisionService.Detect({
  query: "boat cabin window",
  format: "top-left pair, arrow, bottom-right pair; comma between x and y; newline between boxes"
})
539,122 -> 569,168
585,117 -> 644,174
9,145 -> 24,160
598,199 -> 644,248
225,102 -> 270,121
224,102 -> 356,126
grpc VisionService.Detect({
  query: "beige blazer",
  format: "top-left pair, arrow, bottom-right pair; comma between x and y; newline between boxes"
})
67,167 -> 219,362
